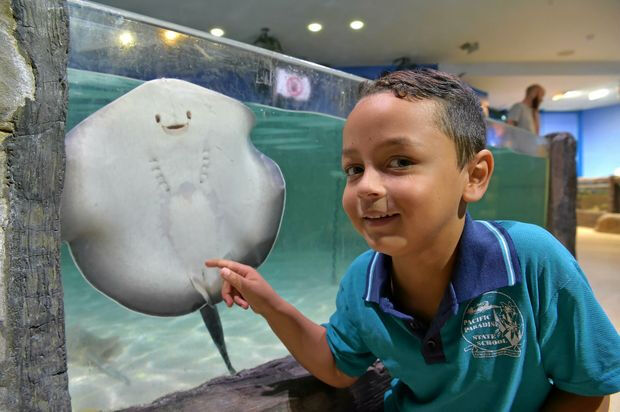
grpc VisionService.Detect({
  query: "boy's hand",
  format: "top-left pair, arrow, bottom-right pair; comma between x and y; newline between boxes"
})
205,259 -> 282,316
207,259 -> 357,389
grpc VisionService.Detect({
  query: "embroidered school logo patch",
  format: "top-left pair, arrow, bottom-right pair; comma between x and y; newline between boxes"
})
461,291 -> 523,358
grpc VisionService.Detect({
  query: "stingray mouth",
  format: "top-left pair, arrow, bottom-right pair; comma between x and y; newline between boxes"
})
161,122 -> 189,135
155,111 -> 192,135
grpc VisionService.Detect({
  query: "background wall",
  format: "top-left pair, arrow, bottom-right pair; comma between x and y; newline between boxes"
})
541,103 -> 620,178
581,104 -> 620,177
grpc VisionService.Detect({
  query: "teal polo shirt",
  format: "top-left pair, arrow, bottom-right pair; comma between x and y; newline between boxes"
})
324,214 -> 620,411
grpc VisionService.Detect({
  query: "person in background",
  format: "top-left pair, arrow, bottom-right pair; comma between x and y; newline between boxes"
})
507,84 -> 545,134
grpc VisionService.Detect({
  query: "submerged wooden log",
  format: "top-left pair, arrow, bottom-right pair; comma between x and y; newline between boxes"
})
0,0 -> 70,410
120,356 -> 391,412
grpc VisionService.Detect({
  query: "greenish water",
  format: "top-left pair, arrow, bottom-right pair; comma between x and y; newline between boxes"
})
63,69 -> 548,410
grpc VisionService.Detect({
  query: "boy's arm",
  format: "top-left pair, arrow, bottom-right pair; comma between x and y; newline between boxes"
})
261,296 -> 359,388
541,388 -> 609,412
205,259 -> 358,388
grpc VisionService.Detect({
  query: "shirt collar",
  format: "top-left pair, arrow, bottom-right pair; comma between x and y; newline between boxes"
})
363,213 -> 522,305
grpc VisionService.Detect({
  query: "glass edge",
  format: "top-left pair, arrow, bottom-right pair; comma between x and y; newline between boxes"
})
246,102 -> 346,122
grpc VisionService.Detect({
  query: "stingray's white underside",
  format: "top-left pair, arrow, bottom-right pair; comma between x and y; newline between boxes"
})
62,79 -> 285,316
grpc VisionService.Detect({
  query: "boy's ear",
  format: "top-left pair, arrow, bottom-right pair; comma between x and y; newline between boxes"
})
462,149 -> 494,203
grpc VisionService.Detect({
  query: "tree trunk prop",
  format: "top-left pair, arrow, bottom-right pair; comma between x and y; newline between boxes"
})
545,132 -> 577,256
0,0 -> 70,410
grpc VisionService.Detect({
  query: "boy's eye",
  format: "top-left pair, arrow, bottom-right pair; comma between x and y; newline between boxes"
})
388,158 -> 414,168
343,165 -> 364,177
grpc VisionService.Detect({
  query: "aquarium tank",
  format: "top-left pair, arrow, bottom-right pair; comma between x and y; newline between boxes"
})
63,1 -> 549,409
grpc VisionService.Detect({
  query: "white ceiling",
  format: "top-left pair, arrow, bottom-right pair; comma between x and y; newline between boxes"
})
91,0 -> 620,111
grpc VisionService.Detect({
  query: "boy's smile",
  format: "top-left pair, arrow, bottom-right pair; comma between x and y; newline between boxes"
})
341,93 -> 469,257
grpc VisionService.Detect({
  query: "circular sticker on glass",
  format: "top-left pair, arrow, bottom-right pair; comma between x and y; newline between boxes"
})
461,291 -> 523,358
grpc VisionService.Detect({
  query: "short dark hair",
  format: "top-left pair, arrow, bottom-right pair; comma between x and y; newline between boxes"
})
358,69 -> 486,168
526,84 -> 543,96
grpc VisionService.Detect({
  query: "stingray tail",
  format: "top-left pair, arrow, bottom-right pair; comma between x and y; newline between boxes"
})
199,304 -> 236,375
190,267 -> 236,375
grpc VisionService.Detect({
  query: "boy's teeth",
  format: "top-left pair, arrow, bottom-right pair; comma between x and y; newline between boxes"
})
367,213 -> 394,219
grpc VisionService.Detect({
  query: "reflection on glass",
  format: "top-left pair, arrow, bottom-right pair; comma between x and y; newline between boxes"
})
161,30 -> 181,44
118,31 -> 135,47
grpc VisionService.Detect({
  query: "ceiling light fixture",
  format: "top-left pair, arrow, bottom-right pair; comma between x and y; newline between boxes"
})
459,41 -> 479,54
563,90 -> 582,98
350,20 -> 364,30
161,30 -> 181,44
164,30 -> 180,41
210,28 -> 225,37
307,23 -> 322,32
118,31 -> 135,47
552,90 -> 584,101
588,89 -> 610,100
557,49 -> 574,57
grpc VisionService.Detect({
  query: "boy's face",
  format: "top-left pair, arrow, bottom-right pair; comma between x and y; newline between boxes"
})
341,93 -> 469,257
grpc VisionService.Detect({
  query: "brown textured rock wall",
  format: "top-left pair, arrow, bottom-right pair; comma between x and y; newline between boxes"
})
0,1 -> 70,410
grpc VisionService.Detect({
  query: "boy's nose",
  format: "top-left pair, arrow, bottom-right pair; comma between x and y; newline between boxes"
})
357,169 -> 386,199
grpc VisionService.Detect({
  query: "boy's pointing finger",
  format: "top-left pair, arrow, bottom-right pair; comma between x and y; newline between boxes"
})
206,259 -> 253,276
220,267 -> 244,290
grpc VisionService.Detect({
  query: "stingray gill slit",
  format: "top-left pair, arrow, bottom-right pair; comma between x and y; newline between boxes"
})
149,157 -> 170,193
200,147 -> 210,184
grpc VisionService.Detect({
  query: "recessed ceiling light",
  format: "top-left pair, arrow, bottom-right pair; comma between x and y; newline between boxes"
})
552,94 -> 564,101
557,49 -> 574,57
350,20 -> 364,30
118,31 -> 135,47
210,28 -> 225,37
552,90 -> 584,101
162,30 -> 181,44
164,30 -> 179,41
588,89 -> 610,100
307,23 -> 322,32
563,90 -> 582,98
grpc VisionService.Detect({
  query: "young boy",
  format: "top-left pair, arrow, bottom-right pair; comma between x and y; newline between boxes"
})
206,70 -> 620,411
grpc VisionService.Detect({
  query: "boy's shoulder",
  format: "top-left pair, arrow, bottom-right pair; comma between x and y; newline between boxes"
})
490,219 -> 580,286
492,219 -> 571,261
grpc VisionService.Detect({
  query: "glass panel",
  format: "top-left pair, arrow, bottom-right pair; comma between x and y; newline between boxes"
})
486,118 -> 548,158
63,68 -> 366,410
470,148 -> 548,227
64,2 -> 549,409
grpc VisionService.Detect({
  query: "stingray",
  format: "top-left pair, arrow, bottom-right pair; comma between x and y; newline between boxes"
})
66,325 -> 131,385
62,78 -> 286,374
